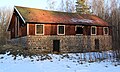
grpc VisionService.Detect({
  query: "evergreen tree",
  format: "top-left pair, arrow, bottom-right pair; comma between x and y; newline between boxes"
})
76,0 -> 90,14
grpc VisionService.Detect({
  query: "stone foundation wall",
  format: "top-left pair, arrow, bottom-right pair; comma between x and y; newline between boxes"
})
8,35 -> 112,53
26,35 -> 112,53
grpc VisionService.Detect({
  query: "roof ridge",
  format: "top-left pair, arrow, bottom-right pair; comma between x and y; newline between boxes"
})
15,6 -> 77,14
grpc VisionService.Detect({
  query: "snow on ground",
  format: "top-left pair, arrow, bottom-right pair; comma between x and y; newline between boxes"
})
0,52 -> 119,72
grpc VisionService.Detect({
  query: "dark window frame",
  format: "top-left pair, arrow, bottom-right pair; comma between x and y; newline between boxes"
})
76,25 -> 84,35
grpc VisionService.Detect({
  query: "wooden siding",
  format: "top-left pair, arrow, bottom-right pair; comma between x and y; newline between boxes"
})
10,22 -> 111,37
28,24 -> 110,36
44,24 -> 51,35
29,24 -> 35,35
8,6 -> 110,39
65,25 -> 76,35
83,26 -> 91,35
97,27 -> 103,35
19,24 -> 27,37
10,13 -> 27,39
44,24 -> 57,35
10,14 -> 16,38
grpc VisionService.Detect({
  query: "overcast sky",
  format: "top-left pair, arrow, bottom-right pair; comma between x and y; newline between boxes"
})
0,0 -> 77,11
0,0 -> 49,9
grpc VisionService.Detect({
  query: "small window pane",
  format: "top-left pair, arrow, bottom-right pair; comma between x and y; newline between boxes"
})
104,27 -> 108,35
58,26 -> 64,34
92,27 -> 96,34
36,25 -> 43,34
76,26 -> 83,34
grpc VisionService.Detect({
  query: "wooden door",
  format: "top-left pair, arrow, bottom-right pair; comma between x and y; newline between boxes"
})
53,40 -> 60,52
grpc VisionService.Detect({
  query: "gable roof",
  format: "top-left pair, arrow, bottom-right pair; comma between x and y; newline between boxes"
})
14,6 -> 109,26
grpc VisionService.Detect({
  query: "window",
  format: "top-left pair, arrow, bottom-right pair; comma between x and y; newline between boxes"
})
57,25 -> 65,35
103,27 -> 109,35
76,26 -> 84,35
91,26 -> 97,35
36,24 -> 44,35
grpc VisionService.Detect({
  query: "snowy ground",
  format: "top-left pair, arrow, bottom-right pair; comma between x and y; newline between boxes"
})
0,52 -> 119,72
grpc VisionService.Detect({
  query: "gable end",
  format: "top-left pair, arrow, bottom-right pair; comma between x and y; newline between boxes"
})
14,7 -> 26,24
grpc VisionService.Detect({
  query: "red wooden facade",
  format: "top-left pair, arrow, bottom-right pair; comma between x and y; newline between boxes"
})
7,6 -> 111,39
28,24 -> 111,36
9,22 -> 111,39
9,13 -> 27,38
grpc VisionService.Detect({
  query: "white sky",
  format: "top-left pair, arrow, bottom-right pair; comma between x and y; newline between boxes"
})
1,0 -> 117,12
0,0 -> 48,9
0,0 -> 77,11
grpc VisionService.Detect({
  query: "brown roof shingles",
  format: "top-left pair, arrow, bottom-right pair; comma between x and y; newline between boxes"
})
15,6 -> 109,26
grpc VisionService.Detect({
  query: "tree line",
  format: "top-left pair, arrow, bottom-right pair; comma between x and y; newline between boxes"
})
87,0 -> 120,59
0,7 -> 12,45
47,0 -> 120,59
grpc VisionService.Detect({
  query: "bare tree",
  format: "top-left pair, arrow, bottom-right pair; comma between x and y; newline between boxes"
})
58,0 -> 75,12
65,0 -> 75,12
59,0 -> 65,11
89,0 -> 105,18
46,0 -> 56,10
85,0 -> 120,59
0,7 -> 12,45
111,0 -> 120,59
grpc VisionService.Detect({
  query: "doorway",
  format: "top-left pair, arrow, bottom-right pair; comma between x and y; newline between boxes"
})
95,39 -> 99,50
53,40 -> 60,52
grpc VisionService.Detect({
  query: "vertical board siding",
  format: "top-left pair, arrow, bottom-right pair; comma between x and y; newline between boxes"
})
10,13 -> 27,38
20,24 -> 27,36
29,24 -> 35,35
44,24 -> 57,35
11,15 -> 16,38
65,25 -> 76,35
28,24 -> 111,36
44,24 -> 51,35
19,20 -> 26,37
50,24 -> 57,35
11,22 -> 112,38
97,27 -> 103,35
83,26 -> 87,35
85,26 -> 91,35
10,14 -> 16,38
